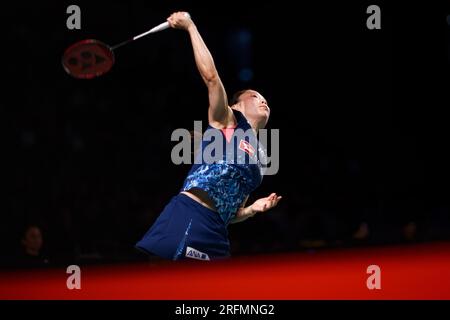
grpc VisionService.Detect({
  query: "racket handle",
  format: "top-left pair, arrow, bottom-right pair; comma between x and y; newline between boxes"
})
132,13 -> 190,40
133,22 -> 169,40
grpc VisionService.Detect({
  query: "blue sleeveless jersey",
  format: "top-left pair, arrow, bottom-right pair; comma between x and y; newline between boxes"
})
181,110 -> 266,225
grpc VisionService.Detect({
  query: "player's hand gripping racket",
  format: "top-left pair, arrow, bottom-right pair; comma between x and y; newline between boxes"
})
62,12 -> 190,79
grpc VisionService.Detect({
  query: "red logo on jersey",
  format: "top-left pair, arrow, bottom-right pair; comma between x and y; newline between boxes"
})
239,139 -> 255,157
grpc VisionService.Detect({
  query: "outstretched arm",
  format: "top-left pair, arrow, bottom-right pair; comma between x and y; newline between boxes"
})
230,193 -> 282,224
167,12 -> 234,128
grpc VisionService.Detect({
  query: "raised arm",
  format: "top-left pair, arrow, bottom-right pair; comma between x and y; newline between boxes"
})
167,12 -> 235,128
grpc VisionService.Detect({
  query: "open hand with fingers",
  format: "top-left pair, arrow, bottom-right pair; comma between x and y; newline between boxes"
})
250,193 -> 282,214
167,11 -> 193,31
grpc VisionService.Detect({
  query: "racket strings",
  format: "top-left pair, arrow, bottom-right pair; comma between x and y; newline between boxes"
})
62,40 -> 115,79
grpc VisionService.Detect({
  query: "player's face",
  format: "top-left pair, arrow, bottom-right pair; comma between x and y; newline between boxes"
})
22,226 -> 43,252
240,90 -> 270,126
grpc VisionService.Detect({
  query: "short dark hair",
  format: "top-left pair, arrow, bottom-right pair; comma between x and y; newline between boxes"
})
230,89 -> 250,105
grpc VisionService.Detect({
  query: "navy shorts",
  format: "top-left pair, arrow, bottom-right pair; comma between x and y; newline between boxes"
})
135,193 -> 230,260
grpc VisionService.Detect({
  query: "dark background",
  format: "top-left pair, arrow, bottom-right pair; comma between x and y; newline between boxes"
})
3,1 -> 449,267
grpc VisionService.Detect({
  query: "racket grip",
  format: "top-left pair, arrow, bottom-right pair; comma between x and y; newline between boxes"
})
148,21 -> 170,34
132,13 -> 190,41
133,22 -> 169,40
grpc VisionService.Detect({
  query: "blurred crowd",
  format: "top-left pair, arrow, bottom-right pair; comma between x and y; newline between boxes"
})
3,2 -> 450,269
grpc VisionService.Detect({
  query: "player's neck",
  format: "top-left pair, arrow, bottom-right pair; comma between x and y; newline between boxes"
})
237,109 -> 266,132
248,119 -> 266,133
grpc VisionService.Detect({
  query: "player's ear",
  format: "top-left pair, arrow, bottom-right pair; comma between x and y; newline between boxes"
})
231,102 -> 243,112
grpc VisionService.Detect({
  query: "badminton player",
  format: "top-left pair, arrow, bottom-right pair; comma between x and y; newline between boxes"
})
136,11 -> 281,261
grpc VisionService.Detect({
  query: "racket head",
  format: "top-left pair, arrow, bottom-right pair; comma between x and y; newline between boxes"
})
62,39 -> 115,79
